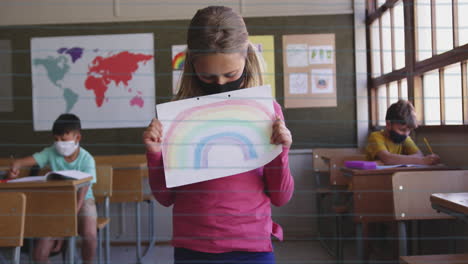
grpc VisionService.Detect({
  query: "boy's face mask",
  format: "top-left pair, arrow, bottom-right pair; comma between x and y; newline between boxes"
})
389,130 -> 407,144
54,135 -> 79,157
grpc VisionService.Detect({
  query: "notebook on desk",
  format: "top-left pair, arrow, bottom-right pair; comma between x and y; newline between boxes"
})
5,170 -> 91,183
345,161 -> 431,170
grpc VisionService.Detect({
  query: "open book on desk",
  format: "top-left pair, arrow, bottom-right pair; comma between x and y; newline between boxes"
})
6,170 -> 91,183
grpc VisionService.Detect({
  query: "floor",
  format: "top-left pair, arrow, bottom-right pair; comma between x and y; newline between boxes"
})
18,240 -> 340,264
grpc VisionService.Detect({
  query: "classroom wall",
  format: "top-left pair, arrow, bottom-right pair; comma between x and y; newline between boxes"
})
0,14 -> 356,157
0,0 -> 353,26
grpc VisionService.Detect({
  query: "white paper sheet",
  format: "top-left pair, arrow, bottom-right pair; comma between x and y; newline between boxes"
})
286,44 -> 309,67
289,73 -> 309,94
156,85 -> 283,188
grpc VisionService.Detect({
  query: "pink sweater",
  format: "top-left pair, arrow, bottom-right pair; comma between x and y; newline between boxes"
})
147,103 -> 294,253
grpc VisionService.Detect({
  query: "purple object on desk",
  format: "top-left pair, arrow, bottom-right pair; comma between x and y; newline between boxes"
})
345,160 -> 377,170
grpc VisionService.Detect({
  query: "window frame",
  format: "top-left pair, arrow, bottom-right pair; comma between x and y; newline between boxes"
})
367,0 -> 468,128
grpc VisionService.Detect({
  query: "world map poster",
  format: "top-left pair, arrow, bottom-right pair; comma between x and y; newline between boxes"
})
31,33 -> 155,131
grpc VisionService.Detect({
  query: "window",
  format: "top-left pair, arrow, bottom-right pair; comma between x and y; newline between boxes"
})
371,21 -> 381,77
377,85 -> 388,126
458,0 -> 468,45
423,70 -> 441,125
444,64 -> 463,124
368,0 -> 468,127
394,1 -> 405,69
416,0 -> 432,61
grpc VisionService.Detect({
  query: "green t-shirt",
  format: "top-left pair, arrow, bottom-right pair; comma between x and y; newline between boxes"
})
365,130 -> 420,161
33,145 -> 96,200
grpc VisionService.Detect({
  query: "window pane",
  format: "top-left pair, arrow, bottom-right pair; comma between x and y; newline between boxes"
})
423,71 -> 441,125
444,64 -> 463,124
435,0 -> 453,54
458,0 -> 468,45
371,21 -> 381,77
382,11 -> 393,73
389,81 -> 399,104
401,78 -> 408,100
378,85 -> 388,126
416,0 -> 432,60
394,1 -> 406,69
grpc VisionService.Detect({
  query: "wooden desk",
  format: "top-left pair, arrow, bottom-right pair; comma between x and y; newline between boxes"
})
313,148 -> 365,186
0,177 -> 91,237
341,166 -> 454,261
431,192 -> 468,222
0,177 -> 91,264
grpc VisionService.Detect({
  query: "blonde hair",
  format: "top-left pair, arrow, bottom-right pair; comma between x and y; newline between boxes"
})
175,6 -> 264,100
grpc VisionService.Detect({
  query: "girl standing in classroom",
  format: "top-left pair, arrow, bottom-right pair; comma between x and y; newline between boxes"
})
143,6 -> 294,264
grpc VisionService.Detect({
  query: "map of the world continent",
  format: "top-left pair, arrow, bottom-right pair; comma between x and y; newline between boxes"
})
31,33 -> 155,131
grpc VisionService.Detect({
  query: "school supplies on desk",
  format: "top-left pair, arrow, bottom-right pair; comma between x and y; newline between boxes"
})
6,170 -> 91,183
423,137 -> 434,154
375,164 -> 430,169
345,161 -> 377,170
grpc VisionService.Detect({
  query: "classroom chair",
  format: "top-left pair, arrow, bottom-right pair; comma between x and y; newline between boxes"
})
392,170 -> 468,257
94,155 -> 155,264
312,148 -> 365,263
0,192 -> 27,264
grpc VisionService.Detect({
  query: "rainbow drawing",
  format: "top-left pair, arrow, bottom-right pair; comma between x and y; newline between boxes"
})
172,51 -> 186,70
194,132 -> 258,169
162,99 -> 275,172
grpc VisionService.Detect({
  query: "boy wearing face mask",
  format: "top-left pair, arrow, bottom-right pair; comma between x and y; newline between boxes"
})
8,113 -> 97,264
365,100 -> 440,165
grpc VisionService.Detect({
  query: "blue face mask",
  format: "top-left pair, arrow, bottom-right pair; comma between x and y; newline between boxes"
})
197,69 -> 246,95
389,130 -> 407,144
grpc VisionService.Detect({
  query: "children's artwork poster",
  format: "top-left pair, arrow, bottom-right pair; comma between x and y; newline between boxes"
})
249,35 -> 276,97
309,46 -> 334,65
171,44 -> 186,95
282,34 -> 337,108
31,33 -> 155,131
156,85 -> 282,188
170,36 -> 276,97
311,69 -> 334,94
0,39 -> 13,112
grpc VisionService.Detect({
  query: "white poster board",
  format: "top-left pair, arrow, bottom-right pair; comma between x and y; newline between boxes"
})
156,85 -> 282,188
31,33 -> 155,130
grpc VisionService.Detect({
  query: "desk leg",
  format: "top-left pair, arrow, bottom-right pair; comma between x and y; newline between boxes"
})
356,222 -> 364,262
136,202 -> 142,264
143,199 -> 156,258
105,197 -> 111,264
398,221 -> 407,257
11,247 -> 21,264
68,236 -> 76,264
29,238 -> 34,264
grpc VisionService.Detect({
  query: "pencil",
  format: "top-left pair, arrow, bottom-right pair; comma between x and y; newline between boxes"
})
423,137 -> 433,154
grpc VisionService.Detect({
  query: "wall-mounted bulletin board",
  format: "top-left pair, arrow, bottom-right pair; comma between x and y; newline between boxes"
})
282,34 -> 336,108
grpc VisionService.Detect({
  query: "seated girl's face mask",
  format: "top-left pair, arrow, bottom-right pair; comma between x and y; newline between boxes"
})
55,140 -> 79,157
